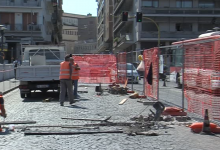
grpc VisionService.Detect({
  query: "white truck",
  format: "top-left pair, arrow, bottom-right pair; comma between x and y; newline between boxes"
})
16,45 -> 65,98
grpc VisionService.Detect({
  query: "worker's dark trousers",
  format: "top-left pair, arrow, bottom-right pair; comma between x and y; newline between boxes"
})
59,79 -> 73,103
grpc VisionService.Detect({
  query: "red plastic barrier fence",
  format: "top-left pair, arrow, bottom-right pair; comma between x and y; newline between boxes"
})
72,54 -> 117,84
117,52 -> 127,84
174,36 -> 220,121
143,48 -> 159,100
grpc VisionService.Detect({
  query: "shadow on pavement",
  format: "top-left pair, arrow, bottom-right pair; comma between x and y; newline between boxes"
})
22,92 -> 60,102
64,105 -> 87,109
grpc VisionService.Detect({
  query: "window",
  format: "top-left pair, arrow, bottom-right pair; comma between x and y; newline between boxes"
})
142,23 -> 158,31
176,0 -> 192,8
142,0 -> 158,7
199,0 -> 214,8
29,49 -> 60,60
176,23 -> 192,31
198,24 -> 214,32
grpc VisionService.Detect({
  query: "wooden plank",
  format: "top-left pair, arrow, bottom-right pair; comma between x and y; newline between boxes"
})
119,98 -> 128,105
0,121 -> 36,125
24,130 -> 123,135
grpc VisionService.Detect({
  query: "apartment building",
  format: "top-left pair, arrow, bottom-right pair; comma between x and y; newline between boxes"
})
62,13 -> 86,54
78,14 -> 97,41
0,0 -> 63,63
62,13 -> 97,54
96,0 -> 113,53
113,0 -> 220,56
74,39 -> 97,54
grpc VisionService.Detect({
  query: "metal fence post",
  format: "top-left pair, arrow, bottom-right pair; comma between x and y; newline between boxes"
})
131,46 -> 134,91
157,47 -> 160,101
182,40 -> 185,110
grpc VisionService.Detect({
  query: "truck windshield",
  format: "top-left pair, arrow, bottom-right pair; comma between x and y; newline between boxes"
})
28,49 -> 60,60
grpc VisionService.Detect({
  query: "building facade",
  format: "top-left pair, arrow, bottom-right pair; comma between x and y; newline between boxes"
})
96,0 -> 113,53
62,13 -> 86,54
78,15 -> 97,41
62,13 -> 97,54
74,39 -> 97,54
0,0 -> 63,63
113,0 -> 220,60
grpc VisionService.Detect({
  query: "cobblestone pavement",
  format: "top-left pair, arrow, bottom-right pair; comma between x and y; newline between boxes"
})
0,85 -> 220,150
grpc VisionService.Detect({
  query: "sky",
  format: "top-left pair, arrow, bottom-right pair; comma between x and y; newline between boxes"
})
63,0 -> 98,16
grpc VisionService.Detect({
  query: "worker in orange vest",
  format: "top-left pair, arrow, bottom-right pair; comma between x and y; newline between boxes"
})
59,55 -> 74,106
70,57 -> 80,99
0,92 -> 7,131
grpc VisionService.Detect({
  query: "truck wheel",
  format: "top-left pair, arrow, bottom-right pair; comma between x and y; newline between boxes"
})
26,93 -> 31,98
20,93 -> 25,98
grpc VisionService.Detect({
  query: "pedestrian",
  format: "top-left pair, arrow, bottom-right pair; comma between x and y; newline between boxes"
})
69,56 -> 80,99
59,55 -> 74,106
13,59 -> 18,78
0,92 -> 7,132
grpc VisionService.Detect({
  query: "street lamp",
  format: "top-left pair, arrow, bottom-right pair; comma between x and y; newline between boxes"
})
0,25 -> 7,64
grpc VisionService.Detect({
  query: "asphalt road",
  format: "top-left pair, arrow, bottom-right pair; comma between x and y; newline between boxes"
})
0,86 -> 220,150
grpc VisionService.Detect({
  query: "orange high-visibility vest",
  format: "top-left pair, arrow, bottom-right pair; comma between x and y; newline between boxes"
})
59,61 -> 71,79
71,63 -> 79,80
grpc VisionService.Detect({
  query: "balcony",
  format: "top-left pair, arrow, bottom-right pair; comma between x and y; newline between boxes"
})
0,0 -> 41,7
97,0 -> 104,16
98,24 -> 104,39
98,13 -> 104,28
141,7 -> 220,16
114,0 -> 124,13
3,24 -> 42,32
141,31 -> 204,40
97,41 -> 109,52
114,0 -> 132,14
113,33 -> 133,50
114,14 -> 123,29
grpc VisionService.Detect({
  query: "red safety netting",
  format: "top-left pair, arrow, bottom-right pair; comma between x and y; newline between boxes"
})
117,52 -> 127,84
143,48 -> 159,100
72,54 -> 117,84
177,36 -> 220,121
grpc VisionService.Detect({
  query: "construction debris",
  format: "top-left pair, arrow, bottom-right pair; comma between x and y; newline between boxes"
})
119,98 -> 128,105
129,92 -> 139,99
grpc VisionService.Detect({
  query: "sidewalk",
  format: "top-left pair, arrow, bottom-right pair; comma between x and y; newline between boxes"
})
0,78 -> 19,95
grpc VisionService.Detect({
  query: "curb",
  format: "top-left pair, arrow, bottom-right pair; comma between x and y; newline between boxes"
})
3,86 -> 19,95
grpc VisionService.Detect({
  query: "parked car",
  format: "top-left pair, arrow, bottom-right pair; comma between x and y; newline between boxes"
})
126,63 -> 140,84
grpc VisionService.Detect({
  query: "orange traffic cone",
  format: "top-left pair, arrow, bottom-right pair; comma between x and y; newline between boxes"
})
200,109 -> 214,135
